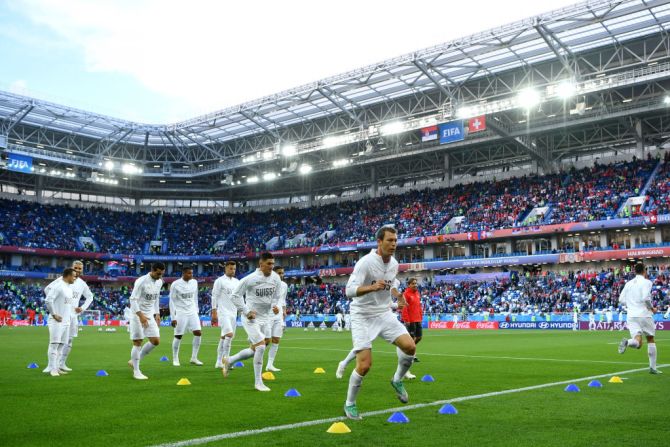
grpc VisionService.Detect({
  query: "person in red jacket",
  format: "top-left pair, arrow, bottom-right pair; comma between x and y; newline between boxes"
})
27,308 -> 36,326
401,278 -> 423,379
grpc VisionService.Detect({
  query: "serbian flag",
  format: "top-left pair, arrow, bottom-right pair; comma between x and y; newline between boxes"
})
420,125 -> 438,142
468,116 -> 486,133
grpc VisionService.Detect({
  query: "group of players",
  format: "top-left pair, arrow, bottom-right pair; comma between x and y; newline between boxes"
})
41,226 -> 661,420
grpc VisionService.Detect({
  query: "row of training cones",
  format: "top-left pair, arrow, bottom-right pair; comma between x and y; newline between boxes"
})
564,377 -> 623,392
326,405 -> 458,434
28,364 -> 111,377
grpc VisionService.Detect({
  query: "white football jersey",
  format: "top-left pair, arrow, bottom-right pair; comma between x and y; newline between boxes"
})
619,275 -> 653,318
211,275 -> 240,315
169,278 -> 199,318
130,273 -> 164,318
346,250 -> 400,317
230,269 -> 282,318
45,281 -> 75,321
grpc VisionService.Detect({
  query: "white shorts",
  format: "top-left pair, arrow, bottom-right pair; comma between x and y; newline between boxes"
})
242,316 -> 270,345
265,318 -> 284,339
351,310 -> 409,352
219,313 -> 238,337
174,313 -> 202,336
69,315 -> 79,338
48,318 -> 70,344
129,315 -> 160,340
628,317 -> 656,338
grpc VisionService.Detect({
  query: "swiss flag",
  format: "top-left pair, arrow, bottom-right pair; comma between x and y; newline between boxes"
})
468,116 -> 486,133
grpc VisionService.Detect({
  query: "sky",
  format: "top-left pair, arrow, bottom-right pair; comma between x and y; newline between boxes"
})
0,0 -> 581,124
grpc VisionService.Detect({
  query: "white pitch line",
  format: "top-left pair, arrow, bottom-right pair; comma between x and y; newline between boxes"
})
283,346 -> 648,365
148,364 -> 667,447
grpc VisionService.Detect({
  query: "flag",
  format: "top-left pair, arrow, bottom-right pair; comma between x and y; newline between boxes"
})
420,125 -> 438,142
468,116 -> 486,133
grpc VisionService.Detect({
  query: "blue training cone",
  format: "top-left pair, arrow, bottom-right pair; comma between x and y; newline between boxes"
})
588,380 -> 603,388
421,374 -> 435,382
160,356 -> 169,362
96,370 -> 109,377
284,388 -> 301,397
27,363 -> 38,369
564,384 -> 580,392
234,361 -> 244,368
438,404 -> 458,414
387,412 -> 410,423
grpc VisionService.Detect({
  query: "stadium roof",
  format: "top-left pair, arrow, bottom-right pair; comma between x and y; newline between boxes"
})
1,0 -> 669,147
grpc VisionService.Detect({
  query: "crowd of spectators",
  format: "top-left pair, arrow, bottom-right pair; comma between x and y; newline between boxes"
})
0,156 -> 664,256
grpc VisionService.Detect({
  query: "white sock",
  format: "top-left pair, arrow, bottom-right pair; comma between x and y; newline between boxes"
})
229,347 -> 254,364
172,338 -> 181,361
267,343 -> 279,367
60,339 -> 72,367
342,349 -> 357,367
223,336 -> 233,358
47,343 -> 59,371
346,370 -> 364,405
131,346 -> 142,373
628,339 -> 640,349
648,343 -> 657,369
393,347 -> 415,382
216,338 -> 225,364
191,336 -> 201,360
253,345 -> 266,385
140,342 -> 157,359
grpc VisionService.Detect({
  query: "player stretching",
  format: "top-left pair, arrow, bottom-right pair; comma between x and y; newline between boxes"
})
618,262 -> 661,374
43,260 -> 94,372
128,263 -> 165,380
44,268 -> 76,376
265,265 -> 287,372
212,261 -> 240,368
223,252 -> 282,391
343,226 -> 416,420
169,265 -> 203,366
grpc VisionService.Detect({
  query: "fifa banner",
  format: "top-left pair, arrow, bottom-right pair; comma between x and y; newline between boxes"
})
6,153 -> 33,174
579,321 -> 670,331
428,321 -> 498,330
499,321 -> 575,330
439,121 -> 464,144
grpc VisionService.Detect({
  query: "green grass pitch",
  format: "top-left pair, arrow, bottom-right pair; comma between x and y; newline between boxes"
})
0,327 -> 668,446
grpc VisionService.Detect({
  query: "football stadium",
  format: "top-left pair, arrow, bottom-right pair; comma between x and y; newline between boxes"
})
1,0 -> 670,445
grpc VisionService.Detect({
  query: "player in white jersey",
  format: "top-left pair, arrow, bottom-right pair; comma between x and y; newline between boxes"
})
342,226 -> 416,420
128,263 -> 165,380
336,311 -> 344,332
617,263 -> 661,374
606,307 -> 613,330
212,261 -> 240,368
44,268 -> 77,376
43,260 -> 95,372
169,265 -> 203,366
123,306 -> 132,333
588,311 -> 596,331
264,265 -> 287,372
223,252 -> 282,392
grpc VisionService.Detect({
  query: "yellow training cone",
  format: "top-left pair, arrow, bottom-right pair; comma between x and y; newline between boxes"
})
326,422 -> 351,434
314,367 -> 326,374
177,378 -> 191,385
608,376 -> 623,383
262,371 -> 276,381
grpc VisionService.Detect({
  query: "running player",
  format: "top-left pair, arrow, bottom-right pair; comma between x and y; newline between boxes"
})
169,265 -> 203,366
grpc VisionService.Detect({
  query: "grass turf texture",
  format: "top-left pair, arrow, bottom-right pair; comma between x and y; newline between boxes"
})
1,327 -> 668,446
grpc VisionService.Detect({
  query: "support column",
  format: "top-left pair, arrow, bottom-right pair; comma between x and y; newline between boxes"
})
443,155 -> 453,187
370,166 -> 378,198
35,175 -> 43,204
655,228 -> 663,244
635,119 -> 645,159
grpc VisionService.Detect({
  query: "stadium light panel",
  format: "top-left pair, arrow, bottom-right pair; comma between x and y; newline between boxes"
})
380,121 -> 405,136
664,96 -> 670,104
517,88 -> 541,109
104,160 -> 114,170
263,172 -> 277,181
262,151 -> 274,160
299,164 -> 312,174
281,144 -> 297,156
556,81 -> 576,99
247,176 -> 259,183
332,158 -> 351,168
